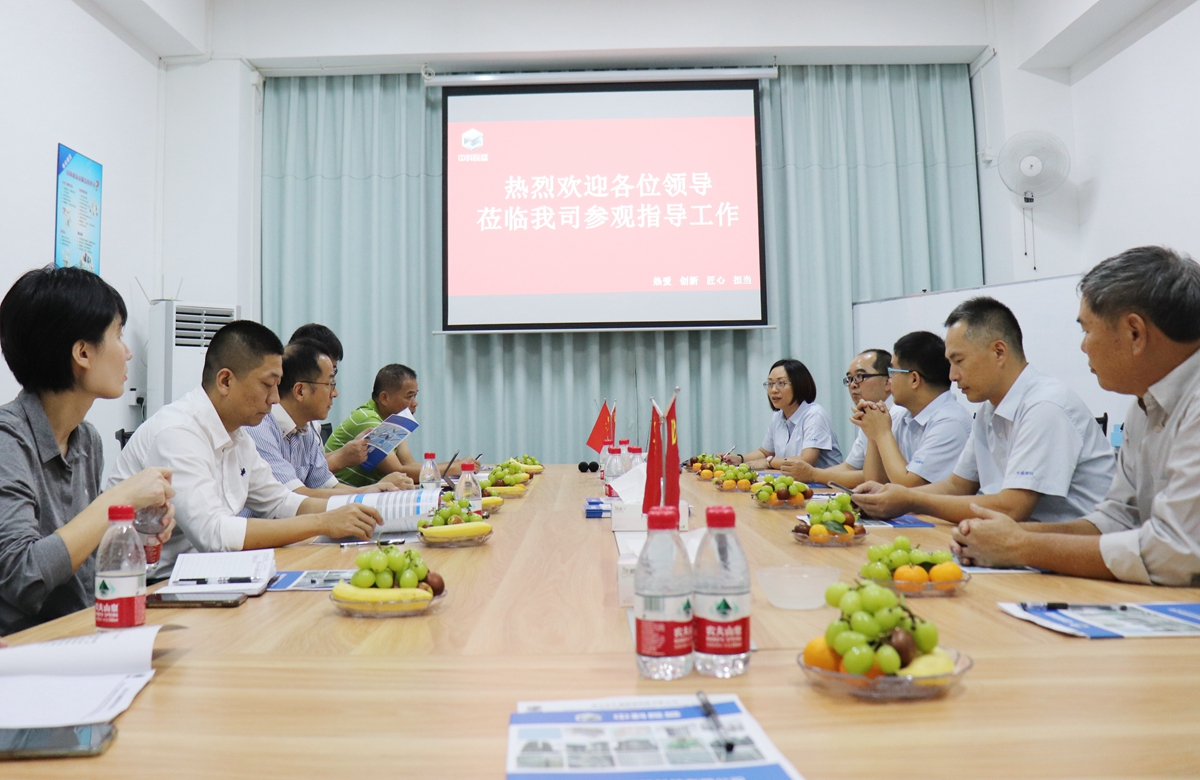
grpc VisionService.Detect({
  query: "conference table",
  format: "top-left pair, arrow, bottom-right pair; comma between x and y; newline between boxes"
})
7,465 -> 1200,778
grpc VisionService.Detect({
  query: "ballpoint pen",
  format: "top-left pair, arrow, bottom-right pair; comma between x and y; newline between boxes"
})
1020,602 -> 1127,611
696,691 -> 734,754
177,577 -> 253,585
441,450 -> 461,490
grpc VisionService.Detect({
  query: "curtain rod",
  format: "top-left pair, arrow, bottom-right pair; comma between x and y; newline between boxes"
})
422,66 -> 778,87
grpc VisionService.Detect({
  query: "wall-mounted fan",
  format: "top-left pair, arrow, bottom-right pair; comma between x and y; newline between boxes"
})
996,131 -> 1071,269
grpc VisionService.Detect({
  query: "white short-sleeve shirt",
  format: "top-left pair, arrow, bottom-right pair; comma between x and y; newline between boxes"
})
761,401 -> 843,469
845,406 -> 906,469
951,366 -> 1116,523
895,390 -> 972,483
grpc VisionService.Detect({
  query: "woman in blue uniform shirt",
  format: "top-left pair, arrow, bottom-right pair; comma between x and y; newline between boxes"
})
732,359 -> 842,471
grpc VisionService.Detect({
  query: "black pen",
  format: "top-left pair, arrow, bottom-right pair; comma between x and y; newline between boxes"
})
441,450 -> 460,490
828,481 -> 854,494
177,576 -> 253,585
1020,602 -> 1127,611
696,691 -> 734,754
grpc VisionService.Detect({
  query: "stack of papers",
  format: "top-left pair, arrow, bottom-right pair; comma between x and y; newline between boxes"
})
156,549 -> 276,596
0,626 -> 160,728
507,694 -> 803,779
1001,602 -> 1200,638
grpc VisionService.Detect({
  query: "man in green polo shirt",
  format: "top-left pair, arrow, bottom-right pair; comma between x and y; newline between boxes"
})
325,364 -> 473,485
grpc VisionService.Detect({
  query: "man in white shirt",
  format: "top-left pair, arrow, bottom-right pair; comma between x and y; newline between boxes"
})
778,349 -> 902,487
852,297 -> 1115,523
953,246 -> 1200,585
110,321 -> 382,576
854,331 -> 971,486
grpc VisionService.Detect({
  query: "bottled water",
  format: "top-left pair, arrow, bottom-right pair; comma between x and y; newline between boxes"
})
618,439 -> 633,473
599,439 -> 614,480
454,462 -> 482,513
419,452 -> 440,490
604,446 -> 626,497
628,446 -> 645,470
95,505 -> 146,630
635,506 -> 694,679
692,506 -> 751,677
133,503 -> 169,567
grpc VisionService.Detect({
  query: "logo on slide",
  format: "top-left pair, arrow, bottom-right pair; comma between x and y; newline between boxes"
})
462,128 -> 483,150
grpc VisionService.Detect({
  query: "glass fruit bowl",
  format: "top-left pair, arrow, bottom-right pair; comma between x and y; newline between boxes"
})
418,529 -> 493,548
792,528 -> 869,547
330,590 -> 443,618
753,496 -> 806,511
869,572 -> 971,597
797,648 -> 972,701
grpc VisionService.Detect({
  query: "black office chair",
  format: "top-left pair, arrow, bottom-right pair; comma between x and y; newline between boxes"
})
115,429 -> 134,449
1095,413 -> 1108,437
320,423 -> 333,444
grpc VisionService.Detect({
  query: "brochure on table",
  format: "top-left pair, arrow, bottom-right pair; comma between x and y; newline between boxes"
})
859,515 -> 935,528
359,409 -> 419,471
1000,602 -> 1200,638
326,487 -> 442,533
54,144 -> 103,273
0,625 -> 160,728
507,694 -> 803,780
269,570 -> 357,591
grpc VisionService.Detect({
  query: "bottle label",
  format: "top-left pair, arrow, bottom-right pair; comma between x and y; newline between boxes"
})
95,574 -> 147,629
693,592 -> 751,654
634,594 -> 693,657
604,483 -> 617,498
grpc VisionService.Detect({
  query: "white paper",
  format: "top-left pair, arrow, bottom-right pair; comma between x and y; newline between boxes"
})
614,528 -> 706,563
609,462 -> 647,504
157,550 -> 276,595
326,487 -> 442,533
0,625 -> 160,728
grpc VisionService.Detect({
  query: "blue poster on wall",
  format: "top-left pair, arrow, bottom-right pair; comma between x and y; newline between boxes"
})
54,144 -> 103,274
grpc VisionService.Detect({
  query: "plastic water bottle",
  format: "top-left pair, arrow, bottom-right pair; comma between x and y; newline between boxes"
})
618,439 -> 633,472
455,462 -> 482,513
628,446 -> 645,470
95,505 -> 146,630
133,503 -> 169,568
604,446 -> 626,497
692,506 -> 751,677
599,439 -> 614,480
419,452 -> 440,490
635,506 -> 694,679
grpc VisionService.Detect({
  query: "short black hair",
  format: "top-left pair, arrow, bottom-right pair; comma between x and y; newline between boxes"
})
280,339 -> 330,398
201,321 -> 284,389
944,296 -> 1025,360
0,266 -> 128,393
768,359 -> 817,410
892,331 -> 952,390
859,348 -> 892,376
372,364 -> 417,402
289,323 -> 343,363
1079,246 -> 1200,343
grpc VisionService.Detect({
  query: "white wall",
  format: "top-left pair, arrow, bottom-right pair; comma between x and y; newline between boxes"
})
1072,0 -> 1200,266
0,0 -> 161,475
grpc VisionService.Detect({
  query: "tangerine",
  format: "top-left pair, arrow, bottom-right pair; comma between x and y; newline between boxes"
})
737,478 -> 752,491
700,469 -> 713,480
692,463 -> 703,472
809,525 -> 831,543
893,564 -> 930,593
929,561 -> 964,591
802,636 -> 841,671
722,479 -> 737,491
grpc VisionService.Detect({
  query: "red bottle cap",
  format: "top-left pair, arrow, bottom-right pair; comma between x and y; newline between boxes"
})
619,439 -> 630,445
706,506 -> 736,528
603,438 -> 613,445
424,452 -> 436,459
608,447 -> 621,454
647,506 -> 680,530
628,446 -> 642,453
108,505 -> 135,521
460,462 -> 475,472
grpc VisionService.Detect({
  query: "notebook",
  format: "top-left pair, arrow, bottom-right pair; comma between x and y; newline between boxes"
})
154,549 -> 276,596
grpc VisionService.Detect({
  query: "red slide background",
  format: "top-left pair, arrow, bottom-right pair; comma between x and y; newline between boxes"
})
447,116 -> 761,296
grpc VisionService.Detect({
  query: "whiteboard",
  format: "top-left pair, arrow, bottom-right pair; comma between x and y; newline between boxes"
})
852,275 -> 1129,434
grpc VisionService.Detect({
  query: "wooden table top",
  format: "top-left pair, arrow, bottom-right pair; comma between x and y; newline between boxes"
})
7,465 -> 1200,778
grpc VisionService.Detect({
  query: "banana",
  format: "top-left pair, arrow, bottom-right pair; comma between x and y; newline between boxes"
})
332,582 -> 433,605
508,459 -> 544,474
420,521 -> 492,540
486,484 -> 525,497
482,495 -> 503,511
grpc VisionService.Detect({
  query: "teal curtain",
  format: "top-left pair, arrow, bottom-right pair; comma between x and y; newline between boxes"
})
261,66 -> 981,463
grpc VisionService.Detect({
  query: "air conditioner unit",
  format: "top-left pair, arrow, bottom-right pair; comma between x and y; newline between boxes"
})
147,300 -> 238,415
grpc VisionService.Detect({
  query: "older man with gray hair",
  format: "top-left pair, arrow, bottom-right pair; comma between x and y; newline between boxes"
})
953,246 -> 1200,585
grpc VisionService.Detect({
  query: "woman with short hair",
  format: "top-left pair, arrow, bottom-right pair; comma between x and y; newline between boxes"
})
733,359 -> 842,471
0,266 -> 174,634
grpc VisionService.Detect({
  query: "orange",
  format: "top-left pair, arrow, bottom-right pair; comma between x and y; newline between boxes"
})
837,529 -> 855,543
737,478 -> 752,491
767,497 -> 783,506
713,470 -> 725,480
722,479 -> 737,491
700,469 -> 713,480
893,564 -> 930,593
802,636 -> 841,671
865,656 -> 885,679
809,525 -> 831,543
929,561 -> 964,591
692,463 -> 703,472
788,494 -> 805,506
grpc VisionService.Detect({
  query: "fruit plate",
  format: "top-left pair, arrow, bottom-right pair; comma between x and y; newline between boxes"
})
873,572 -> 971,598
753,497 -> 805,511
792,529 -> 869,547
797,648 -> 972,701
330,592 -> 443,618
418,530 -> 493,548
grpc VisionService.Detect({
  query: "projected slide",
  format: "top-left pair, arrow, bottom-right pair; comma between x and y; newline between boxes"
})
443,83 -> 765,331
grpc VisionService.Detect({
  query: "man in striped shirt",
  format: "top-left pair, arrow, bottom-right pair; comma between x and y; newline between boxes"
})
325,364 -> 473,486
247,340 -> 412,496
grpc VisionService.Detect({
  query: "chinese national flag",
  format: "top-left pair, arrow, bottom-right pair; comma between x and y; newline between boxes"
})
663,395 -> 680,507
642,403 -> 663,514
586,401 -> 613,453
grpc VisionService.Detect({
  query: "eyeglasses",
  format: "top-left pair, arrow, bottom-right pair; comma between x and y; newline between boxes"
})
887,368 -> 917,378
305,379 -> 337,390
762,381 -> 792,390
842,372 -> 886,387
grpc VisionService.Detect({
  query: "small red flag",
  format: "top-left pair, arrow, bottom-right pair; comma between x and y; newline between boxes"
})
663,395 -> 680,507
586,401 -> 613,453
642,402 -> 663,514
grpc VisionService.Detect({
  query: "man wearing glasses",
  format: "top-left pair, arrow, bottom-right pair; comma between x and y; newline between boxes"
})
852,331 -> 971,487
779,350 -> 900,487
247,339 -> 412,497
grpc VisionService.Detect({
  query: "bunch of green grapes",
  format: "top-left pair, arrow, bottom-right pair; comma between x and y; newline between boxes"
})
422,496 -> 485,527
480,462 -> 529,488
860,536 -> 955,580
819,581 -> 939,675
350,545 -> 444,595
515,455 -> 540,466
